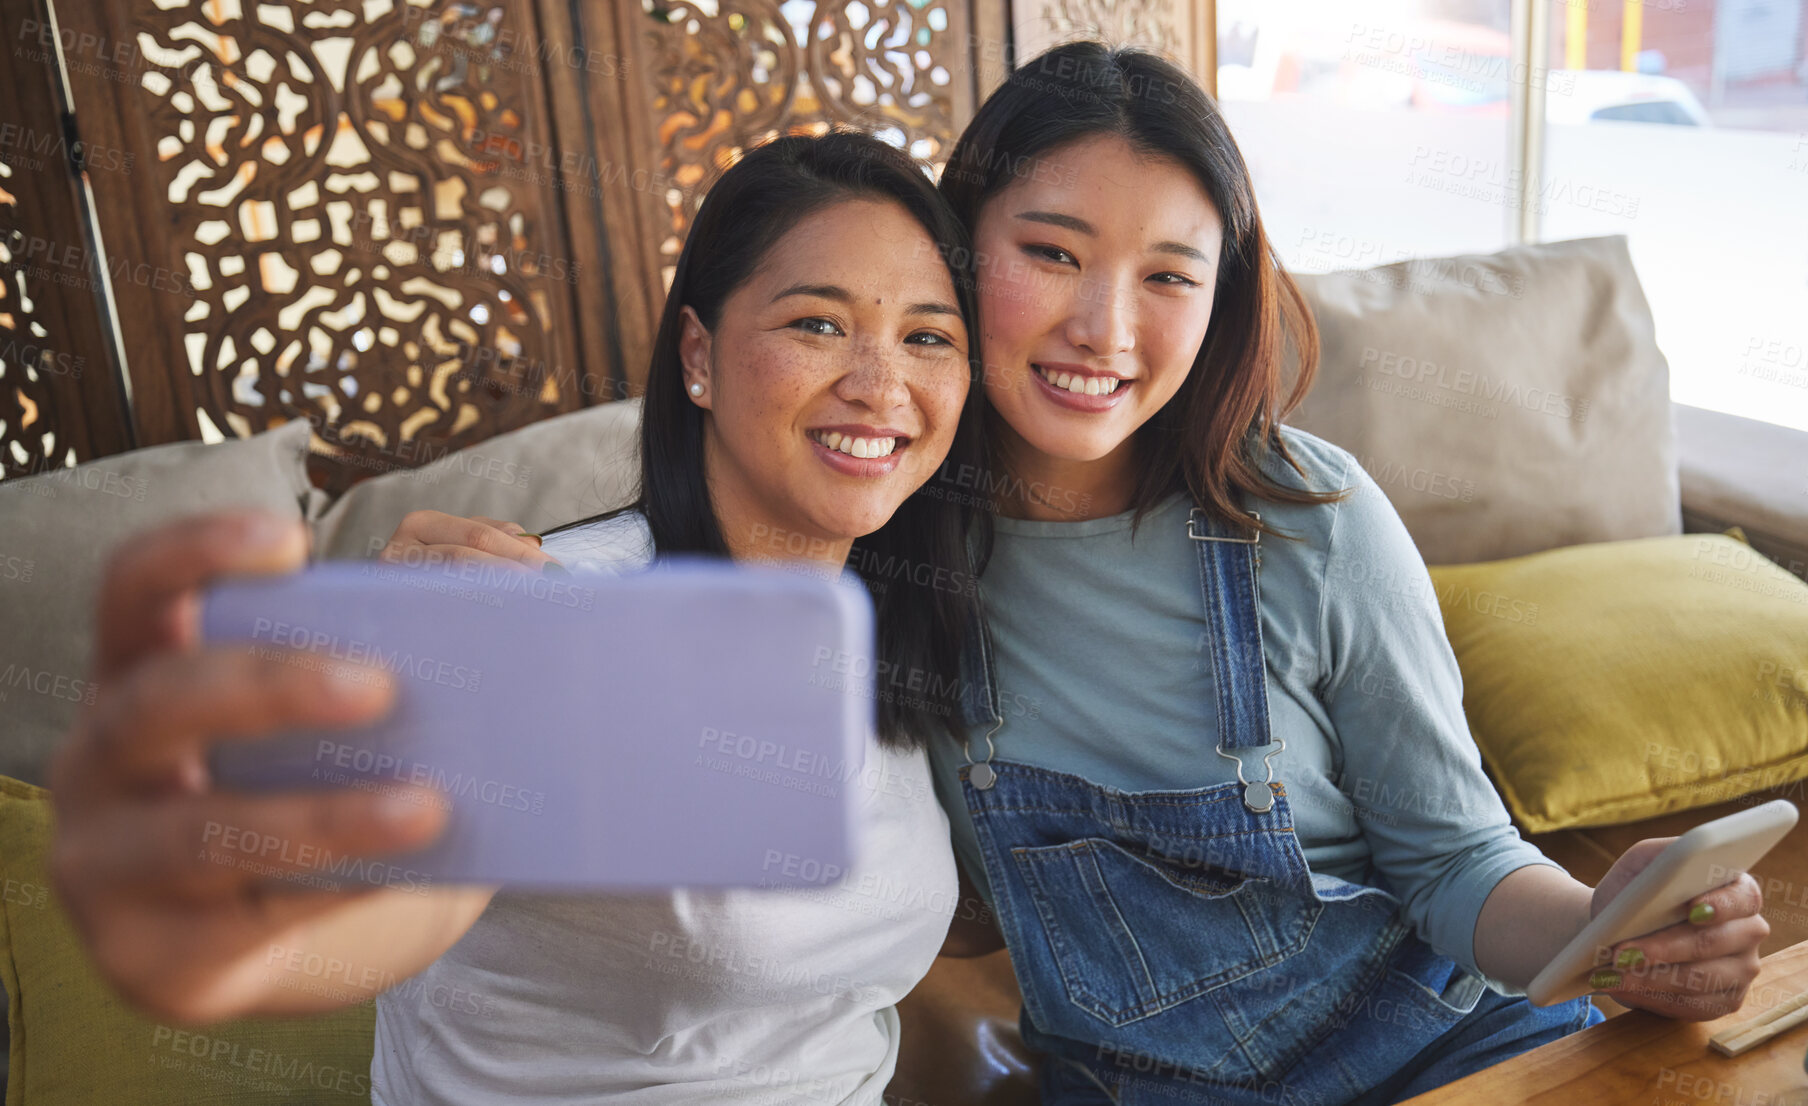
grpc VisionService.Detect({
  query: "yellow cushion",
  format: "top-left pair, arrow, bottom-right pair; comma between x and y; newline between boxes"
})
0,775 -> 376,1104
1427,532 -> 1808,833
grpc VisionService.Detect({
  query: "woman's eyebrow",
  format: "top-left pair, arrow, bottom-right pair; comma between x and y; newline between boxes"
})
1153,241 -> 1212,265
1016,210 -> 1093,235
1018,211 -> 1212,266
774,283 -> 959,318
772,282 -> 852,303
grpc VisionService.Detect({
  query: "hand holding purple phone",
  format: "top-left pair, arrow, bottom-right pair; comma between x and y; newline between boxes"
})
47,509 -> 495,1024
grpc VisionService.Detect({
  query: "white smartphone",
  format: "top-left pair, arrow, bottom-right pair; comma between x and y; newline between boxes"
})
1526,798 -> 1799,1005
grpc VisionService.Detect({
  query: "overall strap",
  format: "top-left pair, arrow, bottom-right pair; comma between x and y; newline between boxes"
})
955,598 -> 1004,789
1188,504 -> 1274,752
956,497 -> 1280,803
957,599 -> 1000,732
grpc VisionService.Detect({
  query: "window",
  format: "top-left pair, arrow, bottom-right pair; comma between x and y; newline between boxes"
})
1215,1 -> 1518,276
1217,0 -> 1808,433
1537,0 -> 1808,432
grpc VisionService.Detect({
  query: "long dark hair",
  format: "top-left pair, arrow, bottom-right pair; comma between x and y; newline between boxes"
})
548,130 -> 986,748
939,41 -> 1348,540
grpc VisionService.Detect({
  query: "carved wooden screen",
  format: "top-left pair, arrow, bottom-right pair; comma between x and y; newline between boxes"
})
4,0 -> 1012,487
1012,0 -> 1215,91
0,0 -> 134,480
50,0 -> 618,494
572,0 -> 1008,385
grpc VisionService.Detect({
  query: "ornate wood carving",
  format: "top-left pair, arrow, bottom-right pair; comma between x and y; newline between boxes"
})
56,0 -> 605,494
0,0 -> 133,483
1011,0 -> 1215,88
632,0 -> 976,287
9,0 -> 1008,484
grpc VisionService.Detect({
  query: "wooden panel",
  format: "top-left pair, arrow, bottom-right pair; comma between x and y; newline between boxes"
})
549,0 -> 666,398
595,0 -> 981,385
0,0 -> 134,479
52,0 -> 607,494
970,0 -> 1012,103
1011,0 -> 1215,82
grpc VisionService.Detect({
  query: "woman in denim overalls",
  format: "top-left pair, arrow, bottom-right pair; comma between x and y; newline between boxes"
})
928,42 -> 1772,1104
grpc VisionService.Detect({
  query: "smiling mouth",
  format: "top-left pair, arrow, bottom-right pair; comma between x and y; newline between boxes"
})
807,430 -> 907,459
1033,365 -> 1125,396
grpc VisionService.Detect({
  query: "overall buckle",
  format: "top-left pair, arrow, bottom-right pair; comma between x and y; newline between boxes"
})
1216,736 -> 1285,813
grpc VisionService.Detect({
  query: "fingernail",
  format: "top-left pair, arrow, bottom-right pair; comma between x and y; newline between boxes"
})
1690,902 -> 1716,925
241,513 -> 299,550
375,787 -> 434,828
542,562 -> 569,578
1616,947 -> 1645,970
519,532 -> 542,546
325,663 -> 387,700
1589,970 -> 1622,990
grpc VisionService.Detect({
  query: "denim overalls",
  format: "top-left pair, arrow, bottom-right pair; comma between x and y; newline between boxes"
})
954,504 -> 1600,1105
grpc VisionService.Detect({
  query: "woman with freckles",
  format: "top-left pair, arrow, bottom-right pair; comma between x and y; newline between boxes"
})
47,131 -> 987,1103
347,40 -> 1771,1106
60,41 -> 1772,1106
927,41 -> 1769,1105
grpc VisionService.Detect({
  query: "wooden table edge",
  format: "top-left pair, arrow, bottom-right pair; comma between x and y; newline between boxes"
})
1400,941 -> 1808,1104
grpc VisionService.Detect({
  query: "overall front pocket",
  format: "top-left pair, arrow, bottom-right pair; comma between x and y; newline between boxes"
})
1010,836 -> 1323,1028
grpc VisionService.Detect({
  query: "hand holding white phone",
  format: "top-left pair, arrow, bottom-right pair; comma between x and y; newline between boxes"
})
1527,799 -> 1797,1006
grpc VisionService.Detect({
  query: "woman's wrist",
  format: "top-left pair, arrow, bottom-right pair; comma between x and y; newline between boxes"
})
1472,863 -> 1594,990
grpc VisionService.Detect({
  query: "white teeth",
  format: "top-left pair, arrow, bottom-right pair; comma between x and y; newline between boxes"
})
1037,366 -> 1122,396
811,432 -> 898,459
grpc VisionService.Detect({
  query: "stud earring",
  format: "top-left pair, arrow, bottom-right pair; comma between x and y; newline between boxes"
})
688,382 -> 704,397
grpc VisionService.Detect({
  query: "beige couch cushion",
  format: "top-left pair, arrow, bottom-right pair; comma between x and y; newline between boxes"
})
1289,234 -> 1681,565
309,399 -> 642,562
0,419 -> 316,785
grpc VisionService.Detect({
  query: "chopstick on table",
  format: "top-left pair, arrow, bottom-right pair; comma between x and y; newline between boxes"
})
1708,989 -> 1808,1057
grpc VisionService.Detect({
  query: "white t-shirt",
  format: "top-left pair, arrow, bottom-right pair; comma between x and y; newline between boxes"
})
370,512 -> 958,1104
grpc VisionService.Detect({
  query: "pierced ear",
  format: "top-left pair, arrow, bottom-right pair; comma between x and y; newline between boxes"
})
678,305 -> 712,407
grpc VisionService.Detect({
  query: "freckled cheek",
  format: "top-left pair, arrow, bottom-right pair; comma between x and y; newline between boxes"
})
921,372 -> 968,448
724,347 -> 820,447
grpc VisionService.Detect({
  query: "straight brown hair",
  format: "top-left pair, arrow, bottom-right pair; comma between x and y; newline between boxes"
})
939,41 -> 1349,541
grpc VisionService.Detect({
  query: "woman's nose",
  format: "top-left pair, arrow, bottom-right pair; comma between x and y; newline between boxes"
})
835,342 -> 912,410
1066,276 -> 1137,357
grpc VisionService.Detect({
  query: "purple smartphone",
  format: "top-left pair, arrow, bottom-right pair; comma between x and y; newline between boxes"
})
201,558 -> 873,891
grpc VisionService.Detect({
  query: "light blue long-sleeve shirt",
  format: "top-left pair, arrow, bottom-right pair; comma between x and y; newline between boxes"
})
927,425 -> 1556,979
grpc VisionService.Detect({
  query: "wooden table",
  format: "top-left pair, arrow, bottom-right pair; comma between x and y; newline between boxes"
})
1404,941 -> 1808,1104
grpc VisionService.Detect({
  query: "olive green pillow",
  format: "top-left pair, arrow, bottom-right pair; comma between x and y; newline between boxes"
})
0,775 -> 376,1104
1427,532 -> 1808,833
